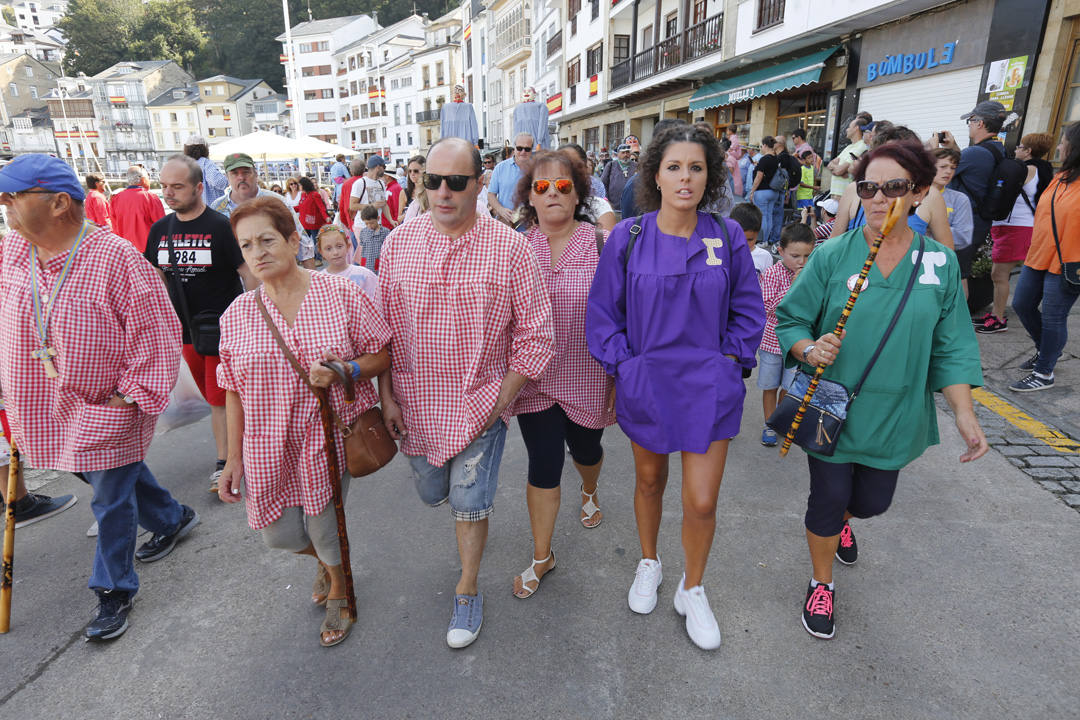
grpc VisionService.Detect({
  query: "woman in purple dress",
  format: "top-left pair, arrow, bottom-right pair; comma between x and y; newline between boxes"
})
586,124 -> 765,650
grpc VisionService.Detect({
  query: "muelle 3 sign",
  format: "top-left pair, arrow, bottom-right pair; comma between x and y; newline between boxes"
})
866,42 -> 958,83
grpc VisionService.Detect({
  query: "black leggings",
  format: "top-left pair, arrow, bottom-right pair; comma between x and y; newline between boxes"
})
517,404 -> 604,489
804,455 -> 900,537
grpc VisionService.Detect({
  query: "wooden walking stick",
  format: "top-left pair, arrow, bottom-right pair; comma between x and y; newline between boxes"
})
1,442 -> 20,633
315,388 -> 357,622
779,198 -> 905,457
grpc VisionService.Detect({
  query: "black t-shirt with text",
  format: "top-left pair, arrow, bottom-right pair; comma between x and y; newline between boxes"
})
144,207 -> 244,344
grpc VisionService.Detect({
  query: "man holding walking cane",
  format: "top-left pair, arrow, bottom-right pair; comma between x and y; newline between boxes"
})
0,155 -> 198,641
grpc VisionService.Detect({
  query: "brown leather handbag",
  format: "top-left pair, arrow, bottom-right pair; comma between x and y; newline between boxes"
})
255,293 -> 397,477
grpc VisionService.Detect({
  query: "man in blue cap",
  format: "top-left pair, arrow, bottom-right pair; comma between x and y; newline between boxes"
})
0,154 -> 197,641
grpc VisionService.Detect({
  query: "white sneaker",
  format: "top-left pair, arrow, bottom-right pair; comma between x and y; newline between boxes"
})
673,574 -> 722,650
627,558 -> 662,614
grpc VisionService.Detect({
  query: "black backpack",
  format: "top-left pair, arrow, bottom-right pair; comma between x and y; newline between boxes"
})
968,141 -> 1028,222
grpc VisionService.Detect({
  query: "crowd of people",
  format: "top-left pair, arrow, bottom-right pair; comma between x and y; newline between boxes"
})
2,101 -> 1077,653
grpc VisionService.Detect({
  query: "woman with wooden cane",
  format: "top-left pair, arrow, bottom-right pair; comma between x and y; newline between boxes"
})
774,141 -> 988,640
216,197 -> 390,647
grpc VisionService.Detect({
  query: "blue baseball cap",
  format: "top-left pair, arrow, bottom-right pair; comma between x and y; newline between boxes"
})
0,154 -> 85,201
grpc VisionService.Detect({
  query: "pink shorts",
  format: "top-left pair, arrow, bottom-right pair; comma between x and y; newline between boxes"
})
991,225 -> 1032,263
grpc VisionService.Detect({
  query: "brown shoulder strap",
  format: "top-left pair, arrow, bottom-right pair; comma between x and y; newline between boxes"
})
255,291 -> 350,433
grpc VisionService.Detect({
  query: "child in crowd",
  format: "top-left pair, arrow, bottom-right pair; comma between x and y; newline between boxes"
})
316,225 -> 378,299
796,150 -> 816,222
758,222 -> 815,447
812,197 -> 839,242
731,202 -> 774,275
354,205 -> 390,272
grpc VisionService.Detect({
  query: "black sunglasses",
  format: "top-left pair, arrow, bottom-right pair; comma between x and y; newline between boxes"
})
422,172 -> 473,191
515,146 -> 533,153
854,179 -> 914,200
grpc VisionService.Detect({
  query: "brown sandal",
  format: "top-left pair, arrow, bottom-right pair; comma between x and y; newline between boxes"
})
312,564 -> 330,606
319,597 -> 354,647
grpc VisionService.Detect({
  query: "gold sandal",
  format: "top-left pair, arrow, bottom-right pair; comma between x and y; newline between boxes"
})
319,597 -> 354,647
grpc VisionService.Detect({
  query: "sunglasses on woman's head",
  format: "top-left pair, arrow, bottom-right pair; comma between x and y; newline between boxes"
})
532,178 -> 574,195
854,179 -> 914,199
422,172 -> 473,191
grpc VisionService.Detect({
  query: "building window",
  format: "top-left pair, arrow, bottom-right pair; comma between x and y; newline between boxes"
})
567,57 -> 580,104
408,132 -> 413,144
24,66 -> 32,77
7,82 -> 17,97
583,126 -> 599,152
755,0 -> 785,31
301,65 -> 331,77
604,121 -> 625,150
29,85 -> 37,99
436,61 -> 444,86
692,0 -> 707,24
591,0 -> 599,21
421,66 -> 430,88
466,38 -> 472,68
665,12 -> 678,38
613,35 -> 630,65
586,44 -> 603,77
569,0 -> 580,35
320,88 -> 334,99
396,133 -> 401,145
641,25 -> 653,50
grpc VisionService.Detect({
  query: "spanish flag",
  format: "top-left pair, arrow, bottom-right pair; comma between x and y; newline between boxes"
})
464,24 -> 472,40
589,75 -> 598,96
108,96 -> 126,104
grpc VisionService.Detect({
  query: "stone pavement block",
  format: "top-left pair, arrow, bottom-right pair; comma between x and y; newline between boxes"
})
997,445 -> 1034,457
1031,445 -> 1070,455
1022,467 -> 1074,479
1008,457 -> 1027,468
983,435 -> 1007,446
1061,480 -> 1080,493
1037,480 -> 1065,492
1026,456 -> 1075,467
1063,494 -> 1080,507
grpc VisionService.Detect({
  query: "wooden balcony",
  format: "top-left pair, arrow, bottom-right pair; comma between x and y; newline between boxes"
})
610,12 -> 723,92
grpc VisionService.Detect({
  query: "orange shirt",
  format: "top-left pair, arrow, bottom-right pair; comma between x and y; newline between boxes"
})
109,186 -> 165,253
1027,174 -> 1080,273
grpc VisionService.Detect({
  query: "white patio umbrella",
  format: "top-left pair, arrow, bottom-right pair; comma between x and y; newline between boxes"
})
294,136 -> 356,158
208,131 -> 335,161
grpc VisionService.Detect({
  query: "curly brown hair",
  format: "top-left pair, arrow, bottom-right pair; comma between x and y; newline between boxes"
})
634,124 -> 728,213
513,149 -> 592,227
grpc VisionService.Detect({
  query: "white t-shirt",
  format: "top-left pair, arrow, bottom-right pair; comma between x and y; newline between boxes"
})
751,246 -> 774,275
585,195 -> 613,223
350,176 -> 386,207
993,172 -> 1039,229
322,264 -> 378,300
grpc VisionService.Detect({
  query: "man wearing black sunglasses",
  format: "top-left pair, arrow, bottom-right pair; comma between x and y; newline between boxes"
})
488,132 -> 534,227
377,137 -> 554,650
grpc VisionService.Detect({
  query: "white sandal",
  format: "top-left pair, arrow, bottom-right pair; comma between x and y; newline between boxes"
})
581,485 -> 602,528
513,552 -> 556,599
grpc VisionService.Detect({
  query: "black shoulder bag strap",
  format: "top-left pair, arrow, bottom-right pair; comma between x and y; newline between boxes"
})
845,234 -> 926,408
1049,182 -> 1080,288
957,141 -> 1001,204
623,215 -> 644,269
163,214 -> 197,337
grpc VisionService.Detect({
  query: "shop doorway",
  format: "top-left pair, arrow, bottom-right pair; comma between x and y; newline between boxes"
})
775,87 -> 829,153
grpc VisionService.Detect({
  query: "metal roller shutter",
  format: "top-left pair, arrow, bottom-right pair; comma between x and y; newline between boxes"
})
857,66 -> 984,147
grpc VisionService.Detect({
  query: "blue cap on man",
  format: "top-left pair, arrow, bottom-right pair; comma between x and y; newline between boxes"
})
0,154 -> 86,201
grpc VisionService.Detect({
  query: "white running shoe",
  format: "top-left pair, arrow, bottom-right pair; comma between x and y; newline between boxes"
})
627,558 -> 662,614
673,574 -> 722,650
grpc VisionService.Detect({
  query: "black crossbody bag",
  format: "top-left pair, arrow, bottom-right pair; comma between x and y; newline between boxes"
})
164,215 -> 223,356
1049,183 -> 1080,294
766,235 -> 925,455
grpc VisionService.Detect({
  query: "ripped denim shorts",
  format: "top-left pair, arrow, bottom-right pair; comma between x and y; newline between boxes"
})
406,421 -> 507,522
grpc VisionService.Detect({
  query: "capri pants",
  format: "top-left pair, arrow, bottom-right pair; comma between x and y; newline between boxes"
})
262,477 -> 350,565
517,404 -> 605,489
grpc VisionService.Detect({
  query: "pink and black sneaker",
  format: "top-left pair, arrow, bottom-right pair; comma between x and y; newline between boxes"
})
802,582 -> 835,639
835,521 -> 858,565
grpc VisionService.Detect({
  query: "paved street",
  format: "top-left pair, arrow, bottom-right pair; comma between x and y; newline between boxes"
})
3,373 -> 1080,719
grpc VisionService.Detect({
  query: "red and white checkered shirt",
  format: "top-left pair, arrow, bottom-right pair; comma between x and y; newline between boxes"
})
511,224 -> 614,429
0,226 -> 181,473
378,213 -> 554,466
759,261 -> 795,355
216,272 -> 390,530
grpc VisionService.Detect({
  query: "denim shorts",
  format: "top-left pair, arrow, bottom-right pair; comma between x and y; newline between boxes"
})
407,421 -> 507,522
757,349 -> 796,391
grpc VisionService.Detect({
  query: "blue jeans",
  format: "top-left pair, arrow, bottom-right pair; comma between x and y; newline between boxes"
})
84,461 -> 183,595
407,422 -> 507,522
1012,266 -> 1080,375
753,189 -> 781,246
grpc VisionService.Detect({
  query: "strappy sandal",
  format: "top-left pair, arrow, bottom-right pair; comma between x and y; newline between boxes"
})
312,563 -> 330,606
581,485 -> 603,529
319,597 -> 354,647
512,552 -> 556,599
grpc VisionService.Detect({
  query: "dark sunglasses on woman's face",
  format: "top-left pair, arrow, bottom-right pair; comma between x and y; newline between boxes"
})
532,178 -> 574,195
422,172 -> 473,191
854,178 -> 914,199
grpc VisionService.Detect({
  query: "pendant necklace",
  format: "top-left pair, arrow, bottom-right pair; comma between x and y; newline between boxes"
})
28,222 -> 92,378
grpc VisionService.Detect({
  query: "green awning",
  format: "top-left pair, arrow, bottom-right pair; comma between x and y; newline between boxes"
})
690,46 -> 839,112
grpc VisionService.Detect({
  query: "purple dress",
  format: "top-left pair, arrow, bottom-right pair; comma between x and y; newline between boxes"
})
586,212 -> 765,453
